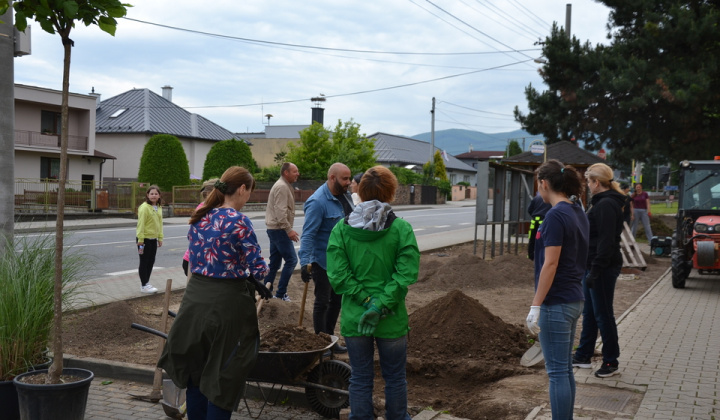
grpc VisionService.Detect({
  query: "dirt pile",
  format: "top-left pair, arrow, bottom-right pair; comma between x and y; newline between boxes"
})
259,325 -> 332,352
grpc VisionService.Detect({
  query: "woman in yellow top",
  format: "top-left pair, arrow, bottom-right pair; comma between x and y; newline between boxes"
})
136,185 -> 164,293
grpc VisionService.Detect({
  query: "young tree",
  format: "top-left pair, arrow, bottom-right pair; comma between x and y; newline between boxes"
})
0,0 -> 130,384
138,134 -> 191,191
202,139 -> 256,180
506,140 -> 523,157
433,150 -> 448,181
286,119 -> 377,179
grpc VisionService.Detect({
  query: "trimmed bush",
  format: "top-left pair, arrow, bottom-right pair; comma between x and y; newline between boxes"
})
202,139 -> 256,180
137,134 -> 190,191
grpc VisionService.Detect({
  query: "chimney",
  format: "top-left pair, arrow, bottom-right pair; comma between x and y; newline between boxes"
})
89,87 -> 101,108
310,95 -> 326,125
162,85 -> 173,102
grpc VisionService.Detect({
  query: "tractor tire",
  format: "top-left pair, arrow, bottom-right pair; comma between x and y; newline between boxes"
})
671,249 -> 688,289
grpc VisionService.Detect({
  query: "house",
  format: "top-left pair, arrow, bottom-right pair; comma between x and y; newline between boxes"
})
94,86 -> 243,182
244,125 -> 308,168
368,132 -> 478,185
13,84 -> 115,186
455,150 -> 505,171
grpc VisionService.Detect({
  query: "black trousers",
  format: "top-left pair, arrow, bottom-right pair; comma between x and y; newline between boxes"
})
137,238 -> 158,286
311,263 -> 342,335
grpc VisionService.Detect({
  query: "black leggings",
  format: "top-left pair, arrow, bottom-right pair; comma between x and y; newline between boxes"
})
137,238 -> 158,286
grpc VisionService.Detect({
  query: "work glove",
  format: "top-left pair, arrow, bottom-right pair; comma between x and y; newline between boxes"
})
248,276 -> 272,300
301,264 -> 312,283
585,271 -> 600,289
525,306 -> 541,335
358,302 -> 385,335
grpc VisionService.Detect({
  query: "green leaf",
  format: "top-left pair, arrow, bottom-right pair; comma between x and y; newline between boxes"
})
62,1 -> 78,18
101,380 -> 113,385
98,15 -> 116,35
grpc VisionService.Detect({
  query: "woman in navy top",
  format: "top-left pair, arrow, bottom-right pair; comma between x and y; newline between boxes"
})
526,159 -> 589,420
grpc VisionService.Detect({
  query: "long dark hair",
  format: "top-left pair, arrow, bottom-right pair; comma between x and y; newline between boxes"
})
535,159 -> 584,200
189,166 -> 255,224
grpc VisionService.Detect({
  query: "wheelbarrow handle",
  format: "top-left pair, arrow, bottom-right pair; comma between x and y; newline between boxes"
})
168,309 -> 177,318
132,323 -> 168,340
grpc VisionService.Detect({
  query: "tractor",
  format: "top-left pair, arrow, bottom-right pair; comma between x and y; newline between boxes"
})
671,158 -> 720,288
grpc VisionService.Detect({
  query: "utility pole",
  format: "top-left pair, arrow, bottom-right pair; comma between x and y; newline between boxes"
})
0,2 -> 16,248
565,4 -> 572,38
430,97 -> 435,164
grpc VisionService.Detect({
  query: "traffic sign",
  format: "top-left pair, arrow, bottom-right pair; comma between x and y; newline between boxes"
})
529,141 -> 545,156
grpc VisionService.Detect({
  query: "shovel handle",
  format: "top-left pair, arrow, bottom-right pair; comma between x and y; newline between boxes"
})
132,323 -> 168,340
298,278 -> 310,326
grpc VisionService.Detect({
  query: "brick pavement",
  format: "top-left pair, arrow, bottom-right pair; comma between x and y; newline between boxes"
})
531,268 -> 720,419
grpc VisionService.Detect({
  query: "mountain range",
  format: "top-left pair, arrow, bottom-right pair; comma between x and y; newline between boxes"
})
410,128 -> 545,156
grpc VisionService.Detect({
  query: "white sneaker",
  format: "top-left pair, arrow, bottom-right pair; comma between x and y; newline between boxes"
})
141,284 -> 158,294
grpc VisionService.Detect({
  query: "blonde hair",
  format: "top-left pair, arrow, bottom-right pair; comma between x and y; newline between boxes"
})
585,163 -> 623,194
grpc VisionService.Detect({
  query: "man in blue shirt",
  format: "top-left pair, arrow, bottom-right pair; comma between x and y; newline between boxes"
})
299,162 -> 354,353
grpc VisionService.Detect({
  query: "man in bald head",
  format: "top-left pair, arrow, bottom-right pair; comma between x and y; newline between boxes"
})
299,163 -> 354,354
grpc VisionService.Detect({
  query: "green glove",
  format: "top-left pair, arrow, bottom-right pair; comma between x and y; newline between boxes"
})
362,296 -> 378,309
358,303 -> 383,335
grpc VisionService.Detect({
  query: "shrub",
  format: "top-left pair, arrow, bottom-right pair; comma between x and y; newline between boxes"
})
388,166 -> 423,185
202,139 -> 256,180
137,134 -> 191,191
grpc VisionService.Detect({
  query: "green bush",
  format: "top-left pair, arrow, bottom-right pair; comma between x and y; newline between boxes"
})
202,139 -> 256,180
255,165 -> 282,182
137,134 -> 191,191
388,166 -> 423,185
0,235 -> 89,380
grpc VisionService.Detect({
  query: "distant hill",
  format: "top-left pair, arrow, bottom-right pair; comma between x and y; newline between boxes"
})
411,129 -> 544,155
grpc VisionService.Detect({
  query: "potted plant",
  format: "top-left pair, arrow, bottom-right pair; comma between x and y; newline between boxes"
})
0,235 -> 86,420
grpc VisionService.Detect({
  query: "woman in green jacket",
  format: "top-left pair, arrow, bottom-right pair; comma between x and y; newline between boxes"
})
327,166 -> 420,420
136,185 -> 164,294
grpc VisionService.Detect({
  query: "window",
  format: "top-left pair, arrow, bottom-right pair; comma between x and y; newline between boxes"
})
109,108 -> 127,118
41,110 -> 61,135
40,157 -> 60,180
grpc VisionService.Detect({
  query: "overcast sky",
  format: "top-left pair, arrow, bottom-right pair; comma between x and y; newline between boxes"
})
13,0 -> 612,141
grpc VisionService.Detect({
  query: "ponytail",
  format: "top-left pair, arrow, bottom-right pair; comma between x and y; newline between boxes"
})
536,159 -> 584,199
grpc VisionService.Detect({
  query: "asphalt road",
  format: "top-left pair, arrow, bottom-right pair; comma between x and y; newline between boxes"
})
19,206 -> 477,279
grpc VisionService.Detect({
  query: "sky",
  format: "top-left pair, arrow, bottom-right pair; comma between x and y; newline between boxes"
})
12,0 -> 613,142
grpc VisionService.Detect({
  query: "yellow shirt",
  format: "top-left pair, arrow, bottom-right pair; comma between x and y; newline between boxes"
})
136,202 -> 164,241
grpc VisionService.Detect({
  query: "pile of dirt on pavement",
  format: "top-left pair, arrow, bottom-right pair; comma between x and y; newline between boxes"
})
259,325 -> 332,352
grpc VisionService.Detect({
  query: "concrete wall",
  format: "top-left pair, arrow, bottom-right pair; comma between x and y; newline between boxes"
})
250,138 -> 298,169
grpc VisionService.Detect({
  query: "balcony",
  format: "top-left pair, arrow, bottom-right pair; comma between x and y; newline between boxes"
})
14,129 -> 89,152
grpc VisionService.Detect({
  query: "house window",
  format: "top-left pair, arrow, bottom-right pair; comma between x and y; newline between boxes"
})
40,157 -> 60,180
41,110 -> 61,135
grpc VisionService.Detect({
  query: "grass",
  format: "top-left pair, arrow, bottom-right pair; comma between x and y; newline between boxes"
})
0,235 -> 90,380
650,201 -> 679,215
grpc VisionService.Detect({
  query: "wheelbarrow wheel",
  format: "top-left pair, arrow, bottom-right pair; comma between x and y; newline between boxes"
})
305,359 -> 351,418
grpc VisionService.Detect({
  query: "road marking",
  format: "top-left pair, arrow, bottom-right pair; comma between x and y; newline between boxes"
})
106,267 -> 165,276
459,222 -> 471,225
413,228 -> 425,232
435,225 -> 450,228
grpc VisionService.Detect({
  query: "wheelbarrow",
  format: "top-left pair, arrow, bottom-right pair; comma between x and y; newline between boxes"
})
131,320 -> 351,419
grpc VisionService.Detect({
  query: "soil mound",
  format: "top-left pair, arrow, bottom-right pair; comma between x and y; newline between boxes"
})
259,325 -> 332,352
415,251 -> 533,291
63,301 -> 159,360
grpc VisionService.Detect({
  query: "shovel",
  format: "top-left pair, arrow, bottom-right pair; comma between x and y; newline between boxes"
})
520,338 -> 544,367
298,264 -> 311,326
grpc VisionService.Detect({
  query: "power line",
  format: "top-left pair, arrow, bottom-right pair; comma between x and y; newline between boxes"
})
461,0 -> 544,41
438,101 -> 515,117
506,0 -> 551,30
122,17 -> 518,56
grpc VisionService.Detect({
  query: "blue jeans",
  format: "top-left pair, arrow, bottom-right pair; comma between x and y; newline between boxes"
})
575,266 -> 621,364
631,209 -> 653,242
345,335 -> 411,420
265,229 -> 298,297
185,378 -> 231,420
539,301 -> 583,420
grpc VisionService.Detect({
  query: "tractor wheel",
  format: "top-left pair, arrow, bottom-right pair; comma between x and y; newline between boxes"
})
305,359 -> 351,418
671,249 -> 688,288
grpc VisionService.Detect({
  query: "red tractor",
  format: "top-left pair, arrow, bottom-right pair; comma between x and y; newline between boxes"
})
671,159 -> 720,288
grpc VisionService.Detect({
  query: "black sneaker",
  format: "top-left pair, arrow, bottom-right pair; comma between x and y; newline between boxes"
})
595,362 -> 619,378
572,355 -> 592,369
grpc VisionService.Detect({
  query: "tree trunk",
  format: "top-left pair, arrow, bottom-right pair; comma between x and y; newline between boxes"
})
48,33 -> 72,385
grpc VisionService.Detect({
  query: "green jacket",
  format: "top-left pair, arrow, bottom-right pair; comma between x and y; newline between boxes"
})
327,211 -> 419,338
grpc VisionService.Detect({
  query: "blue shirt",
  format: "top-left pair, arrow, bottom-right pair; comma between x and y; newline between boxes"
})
188,208 -> 268,280
298,183 -> 353,270
533,201 -> 589,305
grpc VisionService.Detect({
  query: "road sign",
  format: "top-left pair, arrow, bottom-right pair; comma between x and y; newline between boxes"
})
664,185 -> 678,191
529,141 -> 545,156
598,148 -> 606,159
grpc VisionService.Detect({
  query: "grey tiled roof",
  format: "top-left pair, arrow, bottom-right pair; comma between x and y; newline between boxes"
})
502,140 -> 605,167
368,132 -> 476,172
95,89 -> 240,142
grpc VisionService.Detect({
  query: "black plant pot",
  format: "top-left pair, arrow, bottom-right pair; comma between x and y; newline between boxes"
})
13,368 -> 94,420
1,357 -> 54,420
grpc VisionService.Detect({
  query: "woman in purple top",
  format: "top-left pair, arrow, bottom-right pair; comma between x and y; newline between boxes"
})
526,159 -> 589,420
631,183 -> 653,241
159,166 -> 272,420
